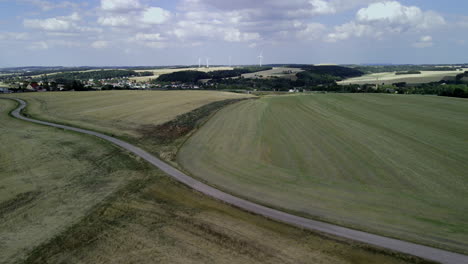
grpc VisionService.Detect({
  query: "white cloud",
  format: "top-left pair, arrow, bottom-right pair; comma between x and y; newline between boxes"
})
327,21 -> 380,42
98,15 -> 131,26
413,35 -> 433,48
224,29 -> 260,42
141,7 -> 171,24
21,0 -> 81,11
91,40 -> 109,49
24,17 -> 72,31
0,32 -> 29,41
420,35 -> 432,42
23,12 -> 81,31
310,0 -> 336,15
101,0 -> 141,12
134,33 -> 164,41
297,23 -> 327,40
356,1 -> 445,29
28,41 -> 49,50
327,1 -> 445,42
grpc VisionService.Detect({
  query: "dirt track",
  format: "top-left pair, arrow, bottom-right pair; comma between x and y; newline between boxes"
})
6,98 -> 468,264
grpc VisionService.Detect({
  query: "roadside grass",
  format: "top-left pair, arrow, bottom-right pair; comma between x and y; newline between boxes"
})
178,93 -> 468,254
0,99 -> 150,263
0,97 -> 421,263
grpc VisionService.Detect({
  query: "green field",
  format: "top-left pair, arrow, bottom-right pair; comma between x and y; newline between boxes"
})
0,95 -> 412,264
11,90 -> 252,138
178,94 -> 468,253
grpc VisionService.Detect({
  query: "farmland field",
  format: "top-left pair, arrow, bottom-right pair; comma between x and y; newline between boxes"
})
338,69 -> 468,85
0,97 -> 412,264
11,90 -> 252,138
0,99 -> 149,263
178,94 -> 468,254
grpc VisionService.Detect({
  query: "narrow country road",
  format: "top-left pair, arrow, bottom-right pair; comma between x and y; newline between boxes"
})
5,98 -> 468,264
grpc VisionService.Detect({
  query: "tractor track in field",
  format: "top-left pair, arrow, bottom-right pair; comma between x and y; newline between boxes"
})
5,97 -> 468,264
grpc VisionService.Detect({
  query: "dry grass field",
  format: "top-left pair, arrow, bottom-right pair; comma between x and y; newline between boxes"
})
0,99 -> 147,263
338,69 -> 468,85
178,94 -> 468,254
0,97 -> 415,264
11,90 -> 252,138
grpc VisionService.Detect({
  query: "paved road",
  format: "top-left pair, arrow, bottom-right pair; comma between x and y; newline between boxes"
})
6,98 -> 468,264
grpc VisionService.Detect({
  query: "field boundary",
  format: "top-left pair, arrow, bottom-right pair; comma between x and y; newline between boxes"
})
3,97 -> 468,264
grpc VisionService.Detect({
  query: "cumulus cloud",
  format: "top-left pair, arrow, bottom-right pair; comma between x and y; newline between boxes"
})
224,30 -> 260,42
134,33 -> 164,41
327,1 -> 445,42
141,7 -> 171,24
23,12 -> 81,31
20,0 -> 81,11
356,1 -> 445,29
413,35 -> 433,48
309,0 -> 336,15
101,0 -> 141,12
98,15 -> 132,26
296,23 -> 327,40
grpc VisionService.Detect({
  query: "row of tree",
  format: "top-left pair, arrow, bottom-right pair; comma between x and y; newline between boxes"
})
41,70 -> 153,81
156,67 -> 273,83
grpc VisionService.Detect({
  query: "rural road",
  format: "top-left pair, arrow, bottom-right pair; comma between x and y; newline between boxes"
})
6,98 -> 468,264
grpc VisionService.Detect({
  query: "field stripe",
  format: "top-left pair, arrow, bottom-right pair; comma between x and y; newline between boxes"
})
5,98 -> 468,264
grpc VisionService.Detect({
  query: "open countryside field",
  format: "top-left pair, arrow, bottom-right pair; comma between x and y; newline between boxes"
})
0,98 -> 413,264
242,67 -> 304,80
11,90 -> 252,138
178,94 -> 468,254
0,99 -> 149,263
338,69 -> 468,85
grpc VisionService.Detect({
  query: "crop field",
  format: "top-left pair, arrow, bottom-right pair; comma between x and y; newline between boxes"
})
10,90 -> 252,138
338,69 -> 468,85
0,98 -> 412,264
242,67 -> 304,80
0,99 -> 149,263
178,94 -> 468,254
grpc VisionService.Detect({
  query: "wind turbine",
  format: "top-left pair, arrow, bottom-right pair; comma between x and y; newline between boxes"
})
258,51 -> 264,67
206,58 -> 210,68
198,57 -> 201,68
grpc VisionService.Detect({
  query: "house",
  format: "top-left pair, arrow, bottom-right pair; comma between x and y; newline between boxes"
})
26,82 -> 39,91
0,87 -> 11,93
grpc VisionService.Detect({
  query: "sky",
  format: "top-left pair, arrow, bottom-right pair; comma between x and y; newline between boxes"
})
0,0 -> 467,67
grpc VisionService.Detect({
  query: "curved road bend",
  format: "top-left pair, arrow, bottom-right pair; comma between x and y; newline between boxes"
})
6,98 -> 468,264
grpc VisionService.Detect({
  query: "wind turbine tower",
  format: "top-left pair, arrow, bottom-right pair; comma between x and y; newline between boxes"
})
258,51 -> 264,67
206,58 -> 210,68
229,56 -> 232,67
198,57 -> 201,68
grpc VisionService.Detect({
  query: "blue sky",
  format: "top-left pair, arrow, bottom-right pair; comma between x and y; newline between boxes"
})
0,0 -> 467,67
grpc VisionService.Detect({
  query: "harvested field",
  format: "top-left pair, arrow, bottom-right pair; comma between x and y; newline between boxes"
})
0,99 -> 148,263
10,90 -> 252,138
178,93 -> 468,254
338,69 -> 468,85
